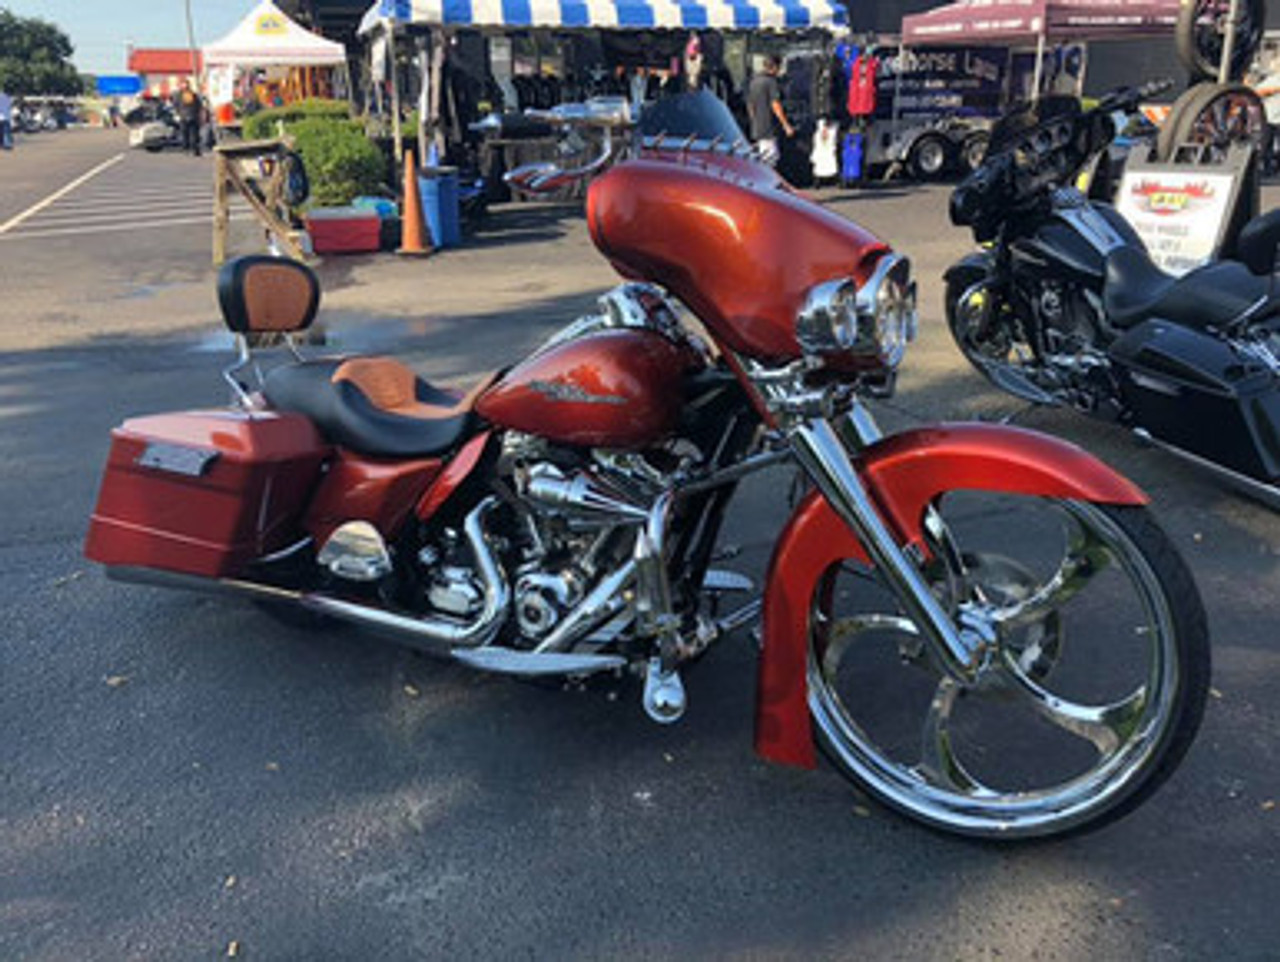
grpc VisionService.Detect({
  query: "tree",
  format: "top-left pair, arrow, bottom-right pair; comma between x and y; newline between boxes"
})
0,8 -> 84,96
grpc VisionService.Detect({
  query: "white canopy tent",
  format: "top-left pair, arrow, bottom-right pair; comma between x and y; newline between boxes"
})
204,0 -> 348,67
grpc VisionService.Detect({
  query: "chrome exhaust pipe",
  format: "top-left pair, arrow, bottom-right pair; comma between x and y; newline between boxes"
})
300,497 -> 508,652
109,498 -> 511,657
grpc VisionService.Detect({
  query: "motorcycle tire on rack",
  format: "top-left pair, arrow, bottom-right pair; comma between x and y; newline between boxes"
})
1155,81 -> 1269,161
1176,0 -> 1265,83
807,496 -> 1210,840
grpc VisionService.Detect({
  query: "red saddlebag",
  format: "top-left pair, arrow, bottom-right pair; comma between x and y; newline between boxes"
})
85,410 -> 327,578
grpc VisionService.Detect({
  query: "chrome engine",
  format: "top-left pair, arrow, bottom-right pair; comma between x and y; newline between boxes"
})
499,436 -> 673,648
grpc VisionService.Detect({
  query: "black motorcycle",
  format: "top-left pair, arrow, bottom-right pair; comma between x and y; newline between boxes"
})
944,82 -> 1280,504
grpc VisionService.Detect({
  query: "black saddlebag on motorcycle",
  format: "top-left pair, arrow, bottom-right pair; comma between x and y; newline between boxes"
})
1110,319 -> 1280,481
85,411 -> 328,578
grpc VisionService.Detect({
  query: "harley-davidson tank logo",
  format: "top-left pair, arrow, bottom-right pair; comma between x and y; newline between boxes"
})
529,379 -> 628,406
1129,179 -> 1216,216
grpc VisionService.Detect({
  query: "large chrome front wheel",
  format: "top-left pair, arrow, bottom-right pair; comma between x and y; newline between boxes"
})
808,495 -> 1209,840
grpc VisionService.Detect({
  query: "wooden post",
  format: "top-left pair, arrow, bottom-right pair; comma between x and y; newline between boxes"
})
389,28 -> 403,163
429,28 -> 446,160
212,138 -> 309,265
417,34 -> 430,166
213,150 -> 229,265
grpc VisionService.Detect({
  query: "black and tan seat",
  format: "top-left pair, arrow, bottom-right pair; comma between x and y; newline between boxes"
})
264,357 -> 492,458
217,255 -> 488,458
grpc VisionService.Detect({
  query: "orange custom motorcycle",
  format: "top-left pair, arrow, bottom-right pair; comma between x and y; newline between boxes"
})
87,92 -> 1208,839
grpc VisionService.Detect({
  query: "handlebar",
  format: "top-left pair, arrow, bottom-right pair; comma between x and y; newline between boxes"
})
504,124 -> 618,196
1096,78 -> 1174,115
958,79 -> 1173,217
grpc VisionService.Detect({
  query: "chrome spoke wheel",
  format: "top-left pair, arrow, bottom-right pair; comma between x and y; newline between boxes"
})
808,495 -> 1209,840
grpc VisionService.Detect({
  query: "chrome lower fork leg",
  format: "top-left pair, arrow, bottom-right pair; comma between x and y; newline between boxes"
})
788,418 -> 991,685
634,493 -> 687,723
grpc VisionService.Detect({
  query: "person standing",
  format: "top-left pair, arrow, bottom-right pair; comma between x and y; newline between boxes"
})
0,88 -> 13,151
174,80 -> 203,157
746,55 -> 793,167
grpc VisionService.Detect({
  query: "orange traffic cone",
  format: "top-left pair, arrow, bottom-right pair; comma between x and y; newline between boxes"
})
398,148 -> 433,257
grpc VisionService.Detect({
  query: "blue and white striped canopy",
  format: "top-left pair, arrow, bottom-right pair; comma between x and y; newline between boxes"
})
364,0 -> 847,30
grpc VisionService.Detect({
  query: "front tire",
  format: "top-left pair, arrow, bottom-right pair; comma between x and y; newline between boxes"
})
807,497 -> 1209,840
944,272 -> 1021,382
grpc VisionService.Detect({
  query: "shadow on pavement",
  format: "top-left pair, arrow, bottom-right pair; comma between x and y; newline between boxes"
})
1,296 -> 1279,957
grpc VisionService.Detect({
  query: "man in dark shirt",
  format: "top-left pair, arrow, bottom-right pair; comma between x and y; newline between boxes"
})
746,55 -> 793,166
174,80 -> 203,157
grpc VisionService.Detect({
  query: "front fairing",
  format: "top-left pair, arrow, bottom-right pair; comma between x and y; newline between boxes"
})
588,160 -> 889,361
586,91 -> 890,361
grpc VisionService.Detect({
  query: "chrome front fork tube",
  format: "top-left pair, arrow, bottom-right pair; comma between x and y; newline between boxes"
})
788,417 -> 990,685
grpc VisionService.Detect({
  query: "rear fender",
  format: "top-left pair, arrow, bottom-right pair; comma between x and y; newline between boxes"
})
756,422 -> 1147,768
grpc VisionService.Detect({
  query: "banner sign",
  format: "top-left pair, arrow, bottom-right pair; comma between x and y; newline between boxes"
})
1116,167 -> 1240,274
872,46 -> 1006,121
95,76 -> 143,96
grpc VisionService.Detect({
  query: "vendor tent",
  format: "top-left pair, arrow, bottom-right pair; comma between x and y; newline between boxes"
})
902,0 -> 1178,45
359,0 -> 848,32
205,0 -> 349,66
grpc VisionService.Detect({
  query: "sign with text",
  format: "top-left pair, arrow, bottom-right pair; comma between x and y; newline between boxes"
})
1116,167 -> 1240,275
872,46 -> 1006,121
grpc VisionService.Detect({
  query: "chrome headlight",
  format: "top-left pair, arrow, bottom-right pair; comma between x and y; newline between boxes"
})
795,255 -> 917,367
795,278 -> 860,355
855,254 -> 917,369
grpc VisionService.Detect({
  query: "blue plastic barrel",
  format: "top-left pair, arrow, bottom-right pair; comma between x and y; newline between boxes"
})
841,132 -> 863,185
417,166 -> 461,249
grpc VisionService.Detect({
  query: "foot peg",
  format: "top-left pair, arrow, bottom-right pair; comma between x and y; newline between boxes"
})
702,568 -> 754,593
642,657 -> 686,724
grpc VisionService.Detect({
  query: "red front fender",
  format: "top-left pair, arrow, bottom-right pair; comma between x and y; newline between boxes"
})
755,423 -> 1147,768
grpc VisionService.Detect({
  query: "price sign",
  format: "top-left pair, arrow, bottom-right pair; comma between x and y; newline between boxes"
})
1116,163 -> 1245,276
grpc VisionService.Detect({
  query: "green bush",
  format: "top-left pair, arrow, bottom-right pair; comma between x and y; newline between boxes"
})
287,117 -> 385,207
242,98 -> 351,141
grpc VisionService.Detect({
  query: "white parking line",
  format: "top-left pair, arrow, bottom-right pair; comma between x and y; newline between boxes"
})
52,190 -> 214,209
0,211 -> 257,241
28,198 -> 242,225
0,153 -> 126,236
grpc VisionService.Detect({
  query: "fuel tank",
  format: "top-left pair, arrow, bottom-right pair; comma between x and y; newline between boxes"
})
587,159 -> 888,361
475,329 -> 695,449
1012,203 -> 1144,286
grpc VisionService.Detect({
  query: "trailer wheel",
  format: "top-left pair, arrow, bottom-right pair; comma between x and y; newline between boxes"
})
908,133 -> 951,181
960,132 -> 990,174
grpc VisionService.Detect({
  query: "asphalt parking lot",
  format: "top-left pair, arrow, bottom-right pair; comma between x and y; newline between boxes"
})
1,129 -> 1278,959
